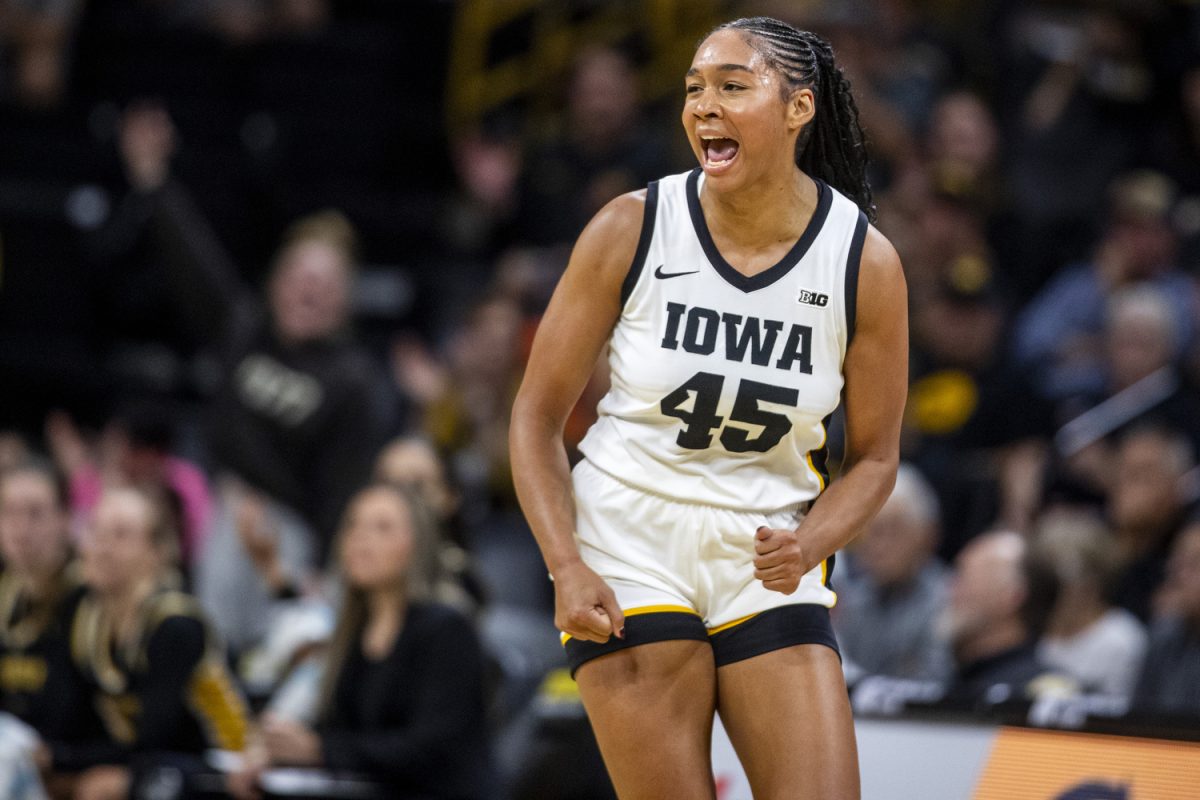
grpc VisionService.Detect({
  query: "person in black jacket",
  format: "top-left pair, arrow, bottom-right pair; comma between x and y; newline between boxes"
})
104,104 -> 398,654
108,104 -> 396,560
1132,521 -> 1200,717
231,484 -> 493,800
58,487 -> 249,800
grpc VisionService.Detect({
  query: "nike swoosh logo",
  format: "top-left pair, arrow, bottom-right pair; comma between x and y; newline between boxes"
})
654,265 -> 700,279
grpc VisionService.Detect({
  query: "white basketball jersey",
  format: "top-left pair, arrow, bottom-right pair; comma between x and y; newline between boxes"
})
578,168 -> 868,511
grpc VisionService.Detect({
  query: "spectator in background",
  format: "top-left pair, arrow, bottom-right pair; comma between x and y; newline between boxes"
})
938,530 -> 1066,708
0,0 -> 82,108
804,6 -> 928,185
1106,426 -> 1196,622
441,122 -> 522,264
1053,287 -> 1200,477
1015,170 -> 1198,404
58,487 -> 247,800
374,436 -> 461,538
835,464 -> 951,683
1005,7 -> 1158,289
409,293 -> 525,521
924,91 -> 1003,214
0,433 -> 31,473
374,435 -> 483,605
516,45 -> 673,245
104,102 -> 396,652
107,103 -> 396,557
1131,521 -> 1200,717
232,484 -> 492,800
235,442 -> 480,718
228,488 -> 333,714
872,89 -> 1004,281
396,292 -> 561,614
904,251 -> 1053,555
44,404 -> 213,572
424,123 -> 526,336
1031,510 -> 1147,699
0,460 -> 98,762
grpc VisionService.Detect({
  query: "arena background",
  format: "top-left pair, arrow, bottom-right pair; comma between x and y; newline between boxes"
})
1,0 -> 1200,798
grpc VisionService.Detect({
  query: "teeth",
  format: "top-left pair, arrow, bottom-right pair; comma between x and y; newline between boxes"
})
700,135 -> 736,168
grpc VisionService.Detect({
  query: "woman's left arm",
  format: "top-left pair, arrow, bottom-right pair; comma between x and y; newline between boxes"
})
754,227 -> 908,594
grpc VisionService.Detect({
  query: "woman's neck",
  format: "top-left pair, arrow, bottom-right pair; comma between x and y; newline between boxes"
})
362,584 -> 407,659
1045,587 -> 1107,639
101,577 -> 157,639
701,163 -> 816,247
17,563 -> 64,602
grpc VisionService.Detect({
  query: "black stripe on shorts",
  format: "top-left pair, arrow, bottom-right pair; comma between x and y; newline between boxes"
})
709,604 -> 840,668
564,611 -> 708,678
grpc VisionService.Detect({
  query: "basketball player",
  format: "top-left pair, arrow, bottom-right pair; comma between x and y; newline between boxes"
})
511,17 -> 907,800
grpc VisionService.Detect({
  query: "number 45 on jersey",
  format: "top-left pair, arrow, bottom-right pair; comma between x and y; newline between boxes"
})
661,373 -> 799,454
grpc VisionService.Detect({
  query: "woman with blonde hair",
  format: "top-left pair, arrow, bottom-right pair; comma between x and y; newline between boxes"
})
63,486 -> 248,800
1032,509 -> 1148,699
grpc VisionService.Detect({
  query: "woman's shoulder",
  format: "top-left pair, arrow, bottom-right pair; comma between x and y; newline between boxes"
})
586,188 -> 651,240
541,188 -> 654,301
141,590 -> 211,646
859,221 -> 901,274
1096,608 -> 1149,644
850,221 -> 907,328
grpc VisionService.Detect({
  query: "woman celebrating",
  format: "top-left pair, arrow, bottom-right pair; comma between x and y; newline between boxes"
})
510,17 -> 906,799
232,484 -> 492,800
66,487 -> 248,800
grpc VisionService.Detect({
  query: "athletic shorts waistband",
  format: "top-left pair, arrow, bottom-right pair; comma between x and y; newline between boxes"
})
575,458 -> 813,517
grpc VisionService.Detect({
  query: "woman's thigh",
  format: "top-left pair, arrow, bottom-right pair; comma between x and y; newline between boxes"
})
576,639 -> 719,800
717,643 -> 859,800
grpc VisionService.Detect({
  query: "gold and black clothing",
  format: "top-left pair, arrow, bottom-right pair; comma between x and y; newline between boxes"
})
0,568 -> 91,740
65,587 -> 247,766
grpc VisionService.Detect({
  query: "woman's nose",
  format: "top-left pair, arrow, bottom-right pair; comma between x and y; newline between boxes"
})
693,89 -> 721,118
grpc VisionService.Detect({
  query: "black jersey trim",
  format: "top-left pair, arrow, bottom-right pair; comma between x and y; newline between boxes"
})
685,168 -> 832,293
845,210 -> 868,345
620,180 -> 660,307
809,411 -> 833,493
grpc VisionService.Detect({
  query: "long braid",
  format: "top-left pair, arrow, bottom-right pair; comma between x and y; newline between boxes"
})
716,17 -> 876,222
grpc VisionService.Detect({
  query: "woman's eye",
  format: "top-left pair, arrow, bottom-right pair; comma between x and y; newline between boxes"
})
686,84 -> 703,94
724,83 -> 744,91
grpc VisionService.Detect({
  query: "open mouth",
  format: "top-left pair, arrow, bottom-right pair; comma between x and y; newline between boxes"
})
701,136 -> 739,168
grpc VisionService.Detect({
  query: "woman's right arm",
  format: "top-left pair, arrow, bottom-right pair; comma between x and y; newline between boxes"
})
509,191 -> 646,644
113,104 -> 254,346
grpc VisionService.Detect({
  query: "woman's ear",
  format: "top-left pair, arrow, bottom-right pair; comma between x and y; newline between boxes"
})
788,88 -> 816,132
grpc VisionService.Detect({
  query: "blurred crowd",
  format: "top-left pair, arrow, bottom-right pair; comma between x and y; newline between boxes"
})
1,0 -> 1200,798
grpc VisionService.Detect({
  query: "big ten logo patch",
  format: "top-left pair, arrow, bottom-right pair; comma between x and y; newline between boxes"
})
796,289 -> 829,307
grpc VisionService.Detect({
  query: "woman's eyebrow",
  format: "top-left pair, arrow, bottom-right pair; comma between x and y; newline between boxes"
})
686,64 -> 754,77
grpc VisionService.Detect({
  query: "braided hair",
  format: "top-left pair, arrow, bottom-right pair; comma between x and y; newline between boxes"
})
714,17 -> 875,222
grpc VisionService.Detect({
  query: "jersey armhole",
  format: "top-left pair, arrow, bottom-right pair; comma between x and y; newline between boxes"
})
619,180 -> 660,307
844,211 -> 868,346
